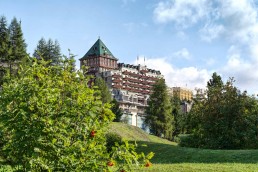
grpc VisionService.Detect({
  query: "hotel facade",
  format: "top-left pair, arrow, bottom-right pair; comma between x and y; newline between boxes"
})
80,39 -> 162,129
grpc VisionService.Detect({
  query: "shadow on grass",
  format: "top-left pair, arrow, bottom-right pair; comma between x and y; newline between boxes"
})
135,141 -> 258,164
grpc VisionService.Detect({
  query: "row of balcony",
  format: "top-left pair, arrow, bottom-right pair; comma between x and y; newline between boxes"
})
112,84 -> 151,95
122,71 -> 159,81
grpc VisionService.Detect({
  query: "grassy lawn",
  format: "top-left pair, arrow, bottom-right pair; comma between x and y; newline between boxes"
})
1,122 -> 258,171
109,122 -> 258,172
139,163 -> 258,172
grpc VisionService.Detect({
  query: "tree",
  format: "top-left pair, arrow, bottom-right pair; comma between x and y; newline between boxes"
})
170,96 -> 185,136
185,73 -> 258,149
0,58 -> 153,171
0,16 -> 10,84
8,17 -> 27,71
68,49 -> 76,72
33,37 -> 46,58
145,78 -> 174,140
111,99 -> 123,122
94,77 -> 112,104
33,38 -> 61,66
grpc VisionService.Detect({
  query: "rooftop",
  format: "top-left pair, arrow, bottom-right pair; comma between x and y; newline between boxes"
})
80,38 -> 118,60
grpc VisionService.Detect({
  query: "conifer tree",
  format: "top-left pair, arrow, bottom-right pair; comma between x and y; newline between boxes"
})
0,16 -> 9,62
68,49 -> 76,72
171,96 -> 184,136
33,38 -> 61,66
111,99 -> 123,122
0,16 -> 10,84
94,77 -> 112,104
33,37 -> 47,59
8,17 -> 27,71
145,78 -> 174,139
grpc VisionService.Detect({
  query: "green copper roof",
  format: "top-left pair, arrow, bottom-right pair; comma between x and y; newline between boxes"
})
81,38 -> 118,60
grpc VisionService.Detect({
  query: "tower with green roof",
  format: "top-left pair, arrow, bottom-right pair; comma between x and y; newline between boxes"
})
80,38 -> 118,74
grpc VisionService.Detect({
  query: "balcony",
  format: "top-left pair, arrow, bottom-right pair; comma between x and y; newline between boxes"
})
113,79 -> 122,83
112,74 -> 121,78
112,84 -> 122,89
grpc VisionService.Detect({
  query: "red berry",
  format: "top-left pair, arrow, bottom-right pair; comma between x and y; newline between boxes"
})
145,162 -> 151,167
107,161 -> 114,166
90,130 -> 96,137
120,170 -> 125,172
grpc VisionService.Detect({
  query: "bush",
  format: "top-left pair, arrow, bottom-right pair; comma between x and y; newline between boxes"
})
179,134 -> 204,148
106,133 -> 122,152
0,58 -> 153,171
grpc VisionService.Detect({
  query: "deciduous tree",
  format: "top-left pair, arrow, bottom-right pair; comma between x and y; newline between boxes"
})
185,73 -> 258,149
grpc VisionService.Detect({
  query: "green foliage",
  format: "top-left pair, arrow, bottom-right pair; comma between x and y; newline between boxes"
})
106,133 -> 122,152
94,76 -> 112,104
0,16 -> 9,85
170,96 -> 188,136
145,79 -> 174,140
8,17 -> 27,67
0,16 -> 27,84
186,73 -> 258,149
0,58 -> 151,171
111,99 -> 123,122
33,38 -> 62,66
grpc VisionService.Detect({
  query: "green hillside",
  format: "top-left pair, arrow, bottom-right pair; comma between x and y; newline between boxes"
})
108,122 -> 258,172
107,122 -> 174,144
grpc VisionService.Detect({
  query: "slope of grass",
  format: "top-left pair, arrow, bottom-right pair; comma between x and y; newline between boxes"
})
107,122 -> 174,144
108,122 -> 258,172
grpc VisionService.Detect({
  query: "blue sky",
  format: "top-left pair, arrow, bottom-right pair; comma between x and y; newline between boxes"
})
1,0 -> 258,94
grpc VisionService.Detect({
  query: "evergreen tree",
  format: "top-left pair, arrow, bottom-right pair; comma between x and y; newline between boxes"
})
145,78 -> 174,139
111,99 -> 123,122
33,37 -> 47,59
0,16 -> 10,84
68,49 -> 76,72
8,17 -> 27,71
0,16 -> 9,62
94,77 -> 112,104
170,96 -> 184,136
33,38 -> 61,66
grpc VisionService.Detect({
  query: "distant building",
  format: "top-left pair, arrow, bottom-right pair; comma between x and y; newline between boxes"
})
169,87 -> 193,101
80,38 -> 162,129
168,87 -> 193,113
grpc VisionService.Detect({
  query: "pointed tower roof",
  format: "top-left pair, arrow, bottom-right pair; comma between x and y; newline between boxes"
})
81,38 -> 118,60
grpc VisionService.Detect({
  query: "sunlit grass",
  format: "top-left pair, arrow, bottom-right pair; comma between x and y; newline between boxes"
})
109,122 -> 258,172
1,122 -> 258,171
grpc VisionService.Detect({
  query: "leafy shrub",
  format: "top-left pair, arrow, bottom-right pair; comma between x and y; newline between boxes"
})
0,58 -> 153,171
106,133 -> 122,152
179,134 -> 205,148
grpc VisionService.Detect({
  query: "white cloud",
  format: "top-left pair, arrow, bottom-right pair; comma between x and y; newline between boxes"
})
153,0 -> 210,27
134,56 -> 210,90
173,48 -> 191,60
219,49 -> 258,94
221,60 -> 256,89
153,0 -> 258,94
199,23 -> 225,42
154,0 -> 258,44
